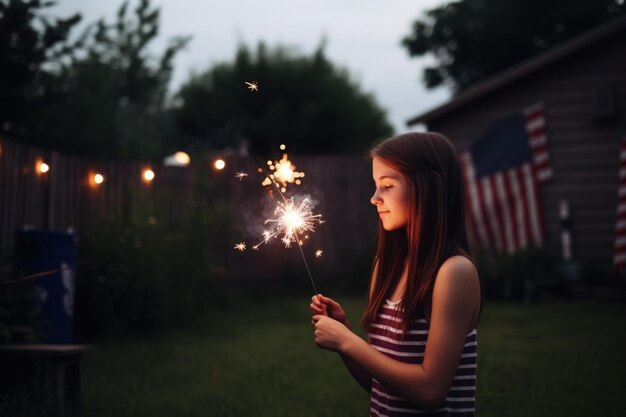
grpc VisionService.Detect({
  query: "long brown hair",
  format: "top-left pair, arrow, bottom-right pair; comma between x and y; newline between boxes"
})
362,132 -> 471,334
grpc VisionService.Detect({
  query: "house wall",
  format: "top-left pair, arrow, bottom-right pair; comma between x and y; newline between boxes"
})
424,31 -> 626,280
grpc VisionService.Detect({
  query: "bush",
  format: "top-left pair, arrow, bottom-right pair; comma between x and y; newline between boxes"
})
476,246 -> 563,302
0,256 -> 43,344
75,166 -> 231,338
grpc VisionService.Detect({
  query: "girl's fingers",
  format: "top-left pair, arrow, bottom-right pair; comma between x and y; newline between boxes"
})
310,303 -> 326,314
319,294 -> 340,308
324,297 -> 341,309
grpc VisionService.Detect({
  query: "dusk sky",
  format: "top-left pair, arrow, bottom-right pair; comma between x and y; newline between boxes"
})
51,0 -> 450,133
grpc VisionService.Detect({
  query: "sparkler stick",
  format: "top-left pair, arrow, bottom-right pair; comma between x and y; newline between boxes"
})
246,148 -> 321,295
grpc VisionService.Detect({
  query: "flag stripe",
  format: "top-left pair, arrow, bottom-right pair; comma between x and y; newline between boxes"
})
507,168 -> 526,249
487,176 -> 505,250
526,103 -> 553,184
516,167 -> 533,249
525,164 -> 543,246
614,138 -> 626,268
460,153 -> 487,249
471,174 -> 488,249
495,173 -> 514,253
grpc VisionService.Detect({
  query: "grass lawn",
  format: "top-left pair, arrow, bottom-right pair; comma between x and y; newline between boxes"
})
477,298 -> 626,417
79,294 -> 370,417
10,295 -> 625,416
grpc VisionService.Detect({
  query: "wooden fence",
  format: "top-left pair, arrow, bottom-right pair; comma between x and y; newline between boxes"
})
0,137 -> 379,287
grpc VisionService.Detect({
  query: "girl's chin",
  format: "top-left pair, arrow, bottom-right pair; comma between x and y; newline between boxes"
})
381,222 -> 402,232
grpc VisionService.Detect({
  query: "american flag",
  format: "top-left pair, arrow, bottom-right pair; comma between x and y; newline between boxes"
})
459,103 -> 552,254
613,138 -> 626,268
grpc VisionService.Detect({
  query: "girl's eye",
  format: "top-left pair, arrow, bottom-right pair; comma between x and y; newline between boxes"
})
383,185 -> 393,190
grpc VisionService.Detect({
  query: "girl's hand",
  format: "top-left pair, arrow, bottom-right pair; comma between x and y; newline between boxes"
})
312,315 -> 354,352
310,294 -> 351,330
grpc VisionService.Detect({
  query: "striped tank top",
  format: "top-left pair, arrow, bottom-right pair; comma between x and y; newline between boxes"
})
369,299 -> 477,417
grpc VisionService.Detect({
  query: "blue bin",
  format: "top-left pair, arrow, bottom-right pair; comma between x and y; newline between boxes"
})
15,230 -> 77,344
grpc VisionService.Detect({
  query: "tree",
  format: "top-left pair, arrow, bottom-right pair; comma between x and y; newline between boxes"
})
30,0 -> 189,158
169,43 -> 393,155
0,0 -> 189,159
0,0 -> 80,138
402,0 -> 625,92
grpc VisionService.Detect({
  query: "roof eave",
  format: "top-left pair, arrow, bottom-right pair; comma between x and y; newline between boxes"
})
406,15 -> 626,126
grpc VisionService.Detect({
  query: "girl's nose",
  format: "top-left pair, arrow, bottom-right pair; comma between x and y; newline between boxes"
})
371,191 -> 382,206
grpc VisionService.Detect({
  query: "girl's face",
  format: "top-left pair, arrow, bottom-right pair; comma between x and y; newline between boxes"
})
370,157 -> 410,231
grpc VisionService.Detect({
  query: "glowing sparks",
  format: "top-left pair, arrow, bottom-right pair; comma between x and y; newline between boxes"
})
261,146 -> 305,192
315,250 -> 323,258
236,143 -> 323,294
254,197 -> 324,249
234,242 -> 247,252
245,81 -> 258,91
235,171 -> 248,181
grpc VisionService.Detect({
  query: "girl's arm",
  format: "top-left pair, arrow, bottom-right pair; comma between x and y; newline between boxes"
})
311,295 -> 372,392
311,260 -> 380,393
339,334 -> 372,393
313,256 -> 480,410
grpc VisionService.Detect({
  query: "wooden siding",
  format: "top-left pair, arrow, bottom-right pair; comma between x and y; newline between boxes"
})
423,31 -> 626,280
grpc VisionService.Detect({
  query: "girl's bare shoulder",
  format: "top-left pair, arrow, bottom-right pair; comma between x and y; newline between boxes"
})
440,255 -> 476,275
435,255 -> 479,291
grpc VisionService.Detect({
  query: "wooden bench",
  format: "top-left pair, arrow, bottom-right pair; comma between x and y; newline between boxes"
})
0,344 -> 90,413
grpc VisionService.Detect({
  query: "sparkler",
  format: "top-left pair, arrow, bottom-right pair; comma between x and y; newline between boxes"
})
234,84 -> 321,293
240,146 -> 323,295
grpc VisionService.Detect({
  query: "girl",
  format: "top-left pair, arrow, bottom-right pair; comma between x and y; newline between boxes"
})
311,132 -> 481,416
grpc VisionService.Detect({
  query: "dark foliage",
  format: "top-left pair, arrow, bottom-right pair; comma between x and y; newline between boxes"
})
0,0 -> 189,158
402,0 -> 625,91
169,42 -> 393,155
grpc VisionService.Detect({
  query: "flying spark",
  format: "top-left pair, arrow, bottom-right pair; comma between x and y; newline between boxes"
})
235,171 -> 249,181
315,250 -> 323,258
245,81 -> 258,91
234,242 -> 247,251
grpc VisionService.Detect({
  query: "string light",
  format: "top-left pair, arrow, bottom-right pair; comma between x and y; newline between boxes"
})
143,169 -> 155,182
174,151 -> 190,165
91,173 -> 105,186
214,159 -> 226,170
37,161 -> 49,174
164,151 -> 190,166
